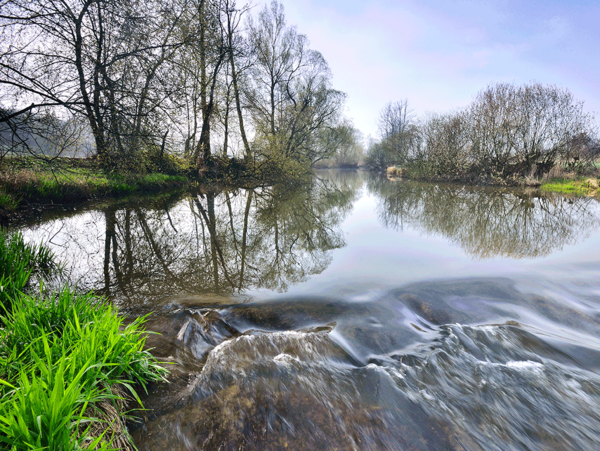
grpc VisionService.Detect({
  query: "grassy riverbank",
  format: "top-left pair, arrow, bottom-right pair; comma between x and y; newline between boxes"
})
0,230 -> 167,450
541,177 -> 600,197
0,158 -> 188,213
384,163 -> 600,196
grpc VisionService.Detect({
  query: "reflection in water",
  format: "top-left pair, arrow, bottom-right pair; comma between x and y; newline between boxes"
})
368,177 -> 600,258
24,171 -> 600,305
27,173 -> 360,309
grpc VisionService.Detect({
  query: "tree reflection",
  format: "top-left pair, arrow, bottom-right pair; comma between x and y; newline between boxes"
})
92,173 -> 360,306
368,177 -> 600,259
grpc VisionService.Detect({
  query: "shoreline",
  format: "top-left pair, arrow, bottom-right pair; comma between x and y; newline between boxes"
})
0,167 -> 188,217
383,166 -> 600,197
3,164 -> 599,227
0,156 -> 314,224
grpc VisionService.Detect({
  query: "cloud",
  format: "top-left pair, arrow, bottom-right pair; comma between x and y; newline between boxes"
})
277,0 -> 600,136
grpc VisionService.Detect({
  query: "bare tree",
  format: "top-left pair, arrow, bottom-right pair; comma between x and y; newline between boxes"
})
467,82 -> 596,177
0,0 -> 195,169
375,83 -> 598,181
224,0 -> 252,159
378,100 -> 418,165
419,111 -> 470,178
366,100 -> 418,170
245,1 -> 345,165
1,0 -> 352,176
314,121 -> 364,167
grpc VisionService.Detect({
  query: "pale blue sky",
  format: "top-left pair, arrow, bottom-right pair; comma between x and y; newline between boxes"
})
275,0 -> 600,138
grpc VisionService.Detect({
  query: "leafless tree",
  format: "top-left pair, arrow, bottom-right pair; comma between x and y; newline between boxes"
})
244,1 -> 345,165
0,0 -> 196,169
382,83 -> 598,181
1,0 -> 352,175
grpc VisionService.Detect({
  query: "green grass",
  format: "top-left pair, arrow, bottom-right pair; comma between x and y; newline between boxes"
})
0,229 -> 168,449
0,230 -> 56,312
541,177 -> 600,197
0,158 -> 188,211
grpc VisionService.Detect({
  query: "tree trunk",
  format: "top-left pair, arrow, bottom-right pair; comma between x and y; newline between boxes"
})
227,6 -> 252,159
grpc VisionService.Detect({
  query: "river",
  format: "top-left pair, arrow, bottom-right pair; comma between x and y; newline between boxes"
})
15,170 -> 600,450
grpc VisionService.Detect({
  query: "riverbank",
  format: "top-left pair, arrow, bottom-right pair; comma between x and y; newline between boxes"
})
0,158 -> 188,214
0,156 -> 316,223
384,165 -> 600,197
0,229 -> 167,449
541,177 -> 600,197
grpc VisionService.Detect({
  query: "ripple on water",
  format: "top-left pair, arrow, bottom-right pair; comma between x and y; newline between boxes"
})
390,323 -> 600,451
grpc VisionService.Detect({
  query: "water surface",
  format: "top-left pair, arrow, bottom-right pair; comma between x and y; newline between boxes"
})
17,171 -> 600,450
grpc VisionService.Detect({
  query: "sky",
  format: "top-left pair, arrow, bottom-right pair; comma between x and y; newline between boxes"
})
273,0 -> 600,138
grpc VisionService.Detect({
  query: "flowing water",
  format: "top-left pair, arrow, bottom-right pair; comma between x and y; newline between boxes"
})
14,170 -> 600,450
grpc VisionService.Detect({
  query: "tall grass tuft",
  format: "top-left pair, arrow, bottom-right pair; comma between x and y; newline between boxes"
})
0,230 -> 168,450
0,190 -> 18,210
0,344 -> 115,451
0,229 -> 56,312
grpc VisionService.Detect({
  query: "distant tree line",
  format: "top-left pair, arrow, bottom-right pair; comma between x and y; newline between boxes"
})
366,83 -> 599,183
0,0 -> 358,175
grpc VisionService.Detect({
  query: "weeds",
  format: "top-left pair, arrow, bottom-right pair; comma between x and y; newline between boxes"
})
0,229 -> 55,312
0,191 -> 18,210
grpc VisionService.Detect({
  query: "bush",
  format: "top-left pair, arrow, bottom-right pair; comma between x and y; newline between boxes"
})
142,146 -> 191,175
251,148 -> 312,183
